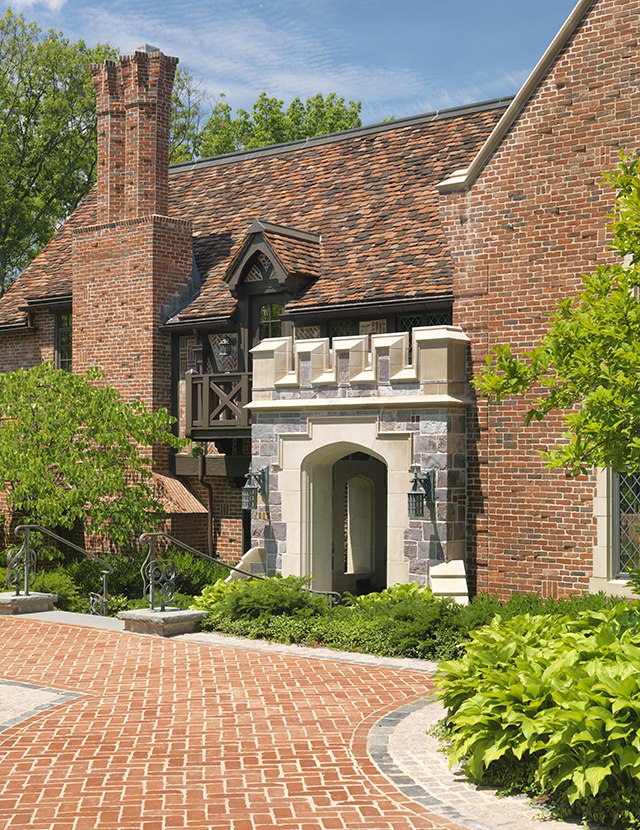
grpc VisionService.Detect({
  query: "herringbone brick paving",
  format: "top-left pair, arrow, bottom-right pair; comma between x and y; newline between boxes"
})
0,618 -> 465,830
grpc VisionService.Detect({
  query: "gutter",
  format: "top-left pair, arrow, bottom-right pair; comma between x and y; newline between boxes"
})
0,321 -> 33,334
436,0 -> 597,193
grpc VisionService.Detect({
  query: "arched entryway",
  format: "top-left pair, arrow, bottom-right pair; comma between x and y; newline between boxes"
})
331,453 -> 387,594
275,416 -> 413,593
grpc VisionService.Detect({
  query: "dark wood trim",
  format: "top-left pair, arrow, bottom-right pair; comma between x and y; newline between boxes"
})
175,453 -> 250,478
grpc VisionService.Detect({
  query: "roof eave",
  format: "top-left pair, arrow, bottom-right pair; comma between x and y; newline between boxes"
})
436,0 -> 597,193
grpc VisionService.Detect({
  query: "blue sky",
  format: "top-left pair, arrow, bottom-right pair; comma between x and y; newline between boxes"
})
4,0 -> 578,123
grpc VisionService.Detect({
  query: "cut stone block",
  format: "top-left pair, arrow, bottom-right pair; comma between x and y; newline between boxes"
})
0,592 -> 58,615
118,607 -> 208,637
428,559 -> 469,605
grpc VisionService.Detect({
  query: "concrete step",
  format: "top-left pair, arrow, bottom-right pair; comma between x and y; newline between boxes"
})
25,609 -> 126,631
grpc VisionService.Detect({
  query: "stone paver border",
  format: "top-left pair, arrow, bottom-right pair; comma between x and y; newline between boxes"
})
0,678 -> 83,732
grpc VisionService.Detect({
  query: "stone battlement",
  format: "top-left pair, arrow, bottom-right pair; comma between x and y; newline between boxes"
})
250,326 -> 469,400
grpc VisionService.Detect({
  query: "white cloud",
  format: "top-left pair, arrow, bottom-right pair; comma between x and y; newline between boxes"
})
9,0 -> 67,10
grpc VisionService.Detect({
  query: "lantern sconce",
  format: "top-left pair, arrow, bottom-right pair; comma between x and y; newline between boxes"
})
218,335 -> 235,358
407,465 -> 435,518
242,465 -> 269,511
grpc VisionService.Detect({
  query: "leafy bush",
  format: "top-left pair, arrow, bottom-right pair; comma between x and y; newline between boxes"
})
67,553 -> 144,600
31,568 -> 82,611
171,550 -> 228,596
194,575 -> 331,622
436,605 -> 640,828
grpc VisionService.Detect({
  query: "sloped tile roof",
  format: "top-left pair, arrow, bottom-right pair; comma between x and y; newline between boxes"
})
0,197 -> 94,327
262,231 -> 320,281
0,99 -> 509,327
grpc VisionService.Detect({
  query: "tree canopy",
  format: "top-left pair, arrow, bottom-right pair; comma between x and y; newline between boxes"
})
0,363 -> 184,547
0,11 -> 363,292
475,153 -> 640,476
197,91 -> 363,158
0,10 -> 115,295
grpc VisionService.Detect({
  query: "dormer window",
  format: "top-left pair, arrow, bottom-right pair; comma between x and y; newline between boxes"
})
257,302 -> 283,340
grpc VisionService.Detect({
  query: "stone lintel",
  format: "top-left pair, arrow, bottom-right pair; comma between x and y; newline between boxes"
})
247,394 -> 471,411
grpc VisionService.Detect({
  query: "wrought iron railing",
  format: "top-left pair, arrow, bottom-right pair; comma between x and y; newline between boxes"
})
185,371 -> 251,438
139,531 -> 342,610
9,525 -> 113,616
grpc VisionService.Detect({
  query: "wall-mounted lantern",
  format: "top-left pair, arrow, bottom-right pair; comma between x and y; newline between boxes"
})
242,465 -> 269,510
407,465 -> 435,518
219,335 -> 234,358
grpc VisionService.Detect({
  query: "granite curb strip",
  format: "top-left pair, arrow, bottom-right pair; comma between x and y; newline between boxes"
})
0,678 -> 83,732
369,697 -> 495,830
369,696 -> 586,830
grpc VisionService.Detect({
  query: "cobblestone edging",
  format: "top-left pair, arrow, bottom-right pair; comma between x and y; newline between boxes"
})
368,696 -> 582,830
0,678 -> 83,732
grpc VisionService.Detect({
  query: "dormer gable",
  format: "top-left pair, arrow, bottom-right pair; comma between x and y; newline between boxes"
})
224,220 -> 321,298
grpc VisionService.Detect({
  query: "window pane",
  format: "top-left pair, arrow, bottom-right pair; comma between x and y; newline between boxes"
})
56,312 -> 72,372
618,472 -> 640,574
330,319 -> 357,338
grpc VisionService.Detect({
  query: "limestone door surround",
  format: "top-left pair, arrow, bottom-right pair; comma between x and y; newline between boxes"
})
246,327 -> 471,598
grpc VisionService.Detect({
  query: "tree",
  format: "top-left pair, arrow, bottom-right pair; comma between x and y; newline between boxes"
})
198,91 -> 363,157
0,363 -> 184,547
475,153 -> 640,476
170,67 -> 209,164
0,10 -> 115,294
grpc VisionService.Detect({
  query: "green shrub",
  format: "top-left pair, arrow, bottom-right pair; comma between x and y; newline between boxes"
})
193,575 -> 331,622
170,550 -> 228,596
32,568 -> 82,611
67,553 -> 144,600
436,604 -> 640,828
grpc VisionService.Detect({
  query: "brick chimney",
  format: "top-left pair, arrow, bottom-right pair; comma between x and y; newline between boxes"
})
93,45 -> 177,222
73,46 -> 192,470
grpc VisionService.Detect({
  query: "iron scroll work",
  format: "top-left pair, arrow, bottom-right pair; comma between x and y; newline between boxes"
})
140,533 -> 176,611
9,525 -> 112,616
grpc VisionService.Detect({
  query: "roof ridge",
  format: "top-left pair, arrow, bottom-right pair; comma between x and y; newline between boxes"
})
169,96 -> 514,175
436,0 -> 596,192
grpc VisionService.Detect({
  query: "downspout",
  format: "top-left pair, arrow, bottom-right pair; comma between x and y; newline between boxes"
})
198,451 -> 215,558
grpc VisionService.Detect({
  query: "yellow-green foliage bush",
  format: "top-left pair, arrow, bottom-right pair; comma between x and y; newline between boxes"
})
436,605 -> 640,828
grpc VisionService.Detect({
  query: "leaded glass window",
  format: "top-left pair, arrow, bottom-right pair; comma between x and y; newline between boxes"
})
617,472 -> 640,575
329,319 -> 358,339
258,303 -> 282,341
56,312 -> 72,372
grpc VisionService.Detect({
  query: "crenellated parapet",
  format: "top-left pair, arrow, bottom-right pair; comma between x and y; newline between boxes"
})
249,326 -> 470,408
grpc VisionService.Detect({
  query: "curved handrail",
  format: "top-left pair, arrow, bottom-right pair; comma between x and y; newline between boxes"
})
13,525 -> 113,615
138,531 -> 342,607
15,525 -> 113,572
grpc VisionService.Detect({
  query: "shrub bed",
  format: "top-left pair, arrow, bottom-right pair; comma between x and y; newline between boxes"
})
436,605 -> 640,828
192,577 -> 626,661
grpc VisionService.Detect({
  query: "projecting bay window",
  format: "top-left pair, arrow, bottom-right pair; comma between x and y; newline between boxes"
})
55,311 -> 72,371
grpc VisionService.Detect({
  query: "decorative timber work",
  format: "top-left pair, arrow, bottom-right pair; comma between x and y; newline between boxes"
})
185,371 -> 251,439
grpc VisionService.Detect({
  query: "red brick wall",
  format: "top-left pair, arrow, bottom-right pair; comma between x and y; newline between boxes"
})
72,214 -> 192,471
0,312 -> 56,372
441,0 -> 639,597
186,475 -> 244,564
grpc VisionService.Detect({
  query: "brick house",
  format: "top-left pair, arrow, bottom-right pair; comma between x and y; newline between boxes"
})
0,0 -> 636,601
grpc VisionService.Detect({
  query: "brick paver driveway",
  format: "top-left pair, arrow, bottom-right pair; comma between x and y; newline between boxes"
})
0,618 -> 463,830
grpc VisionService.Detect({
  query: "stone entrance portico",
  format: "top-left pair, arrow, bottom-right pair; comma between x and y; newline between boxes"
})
247,326 -> 471,601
